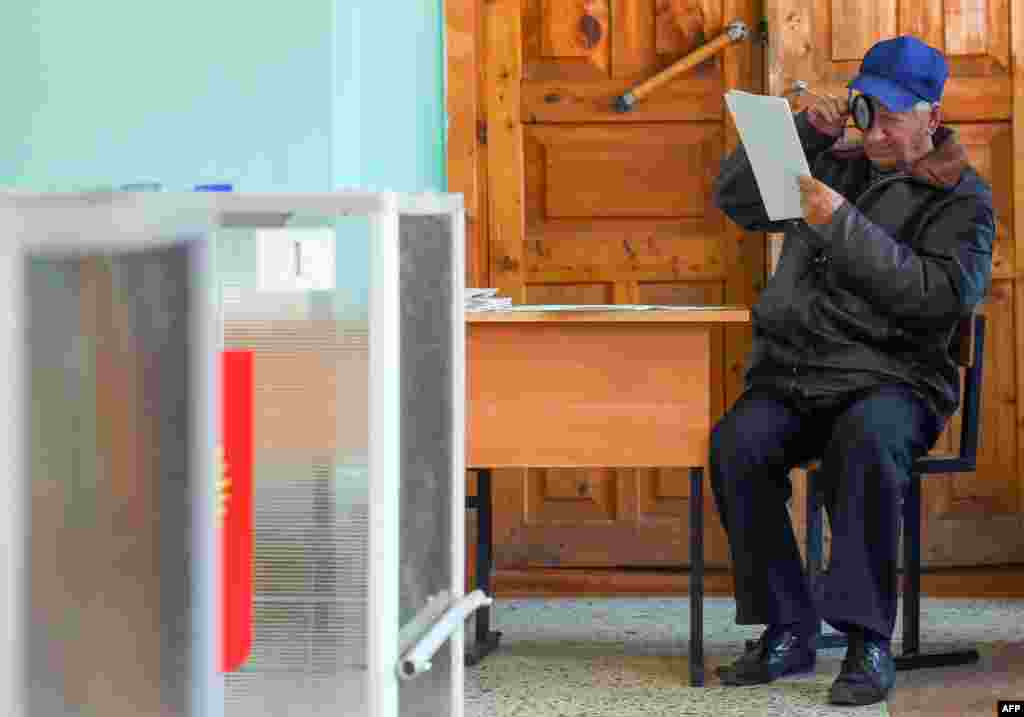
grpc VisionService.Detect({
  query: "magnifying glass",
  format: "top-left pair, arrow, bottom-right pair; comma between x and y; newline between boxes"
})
848,91 -> 876,132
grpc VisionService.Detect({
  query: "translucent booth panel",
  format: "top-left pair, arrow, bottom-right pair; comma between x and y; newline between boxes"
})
397,211 -> 458,717
3,192 -> 222,717
217,215 -> 376,717
25,247 -> 210,717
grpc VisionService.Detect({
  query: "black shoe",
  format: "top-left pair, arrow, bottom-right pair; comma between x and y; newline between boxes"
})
717,625 -> 816,686
829,630 -> 895,706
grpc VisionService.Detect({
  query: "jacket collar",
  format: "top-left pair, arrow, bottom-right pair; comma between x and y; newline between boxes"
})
828,126 -> 968,189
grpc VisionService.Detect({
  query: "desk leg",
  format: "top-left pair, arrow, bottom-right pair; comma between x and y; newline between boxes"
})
689,466 -> 704,687
465,468 -> 502,666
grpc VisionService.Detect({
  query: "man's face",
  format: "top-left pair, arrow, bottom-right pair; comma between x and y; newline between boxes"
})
861,98 -> 941,169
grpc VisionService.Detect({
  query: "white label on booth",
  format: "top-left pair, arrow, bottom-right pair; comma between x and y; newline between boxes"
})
257,227 -> 335,291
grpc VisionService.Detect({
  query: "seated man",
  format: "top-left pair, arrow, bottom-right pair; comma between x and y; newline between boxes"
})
710,35 -> 994,706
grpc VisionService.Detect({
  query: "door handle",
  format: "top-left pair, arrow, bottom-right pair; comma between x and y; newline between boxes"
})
615,20 -> 749,112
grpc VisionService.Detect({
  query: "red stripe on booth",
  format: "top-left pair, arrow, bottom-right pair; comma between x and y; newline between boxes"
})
221,350 -> 254,673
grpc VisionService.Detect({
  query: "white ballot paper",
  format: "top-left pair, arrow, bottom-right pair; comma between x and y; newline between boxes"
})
724,90 -> 811,221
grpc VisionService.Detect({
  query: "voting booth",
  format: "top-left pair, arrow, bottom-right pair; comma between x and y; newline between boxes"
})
0,190 -> 471,717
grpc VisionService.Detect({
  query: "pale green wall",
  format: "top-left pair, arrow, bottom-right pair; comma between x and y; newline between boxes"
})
0,1 -> 446,193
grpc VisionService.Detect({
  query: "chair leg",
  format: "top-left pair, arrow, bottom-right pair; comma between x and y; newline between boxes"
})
805,471 -> 823,586
465,468 -> 502,666
690,466 -> 705,687
894,472 -> 979,671
902,472 -> 922,657
805,470 -> 824,645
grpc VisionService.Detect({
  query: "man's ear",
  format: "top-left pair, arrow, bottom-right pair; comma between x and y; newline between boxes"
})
929,104 -> 942,134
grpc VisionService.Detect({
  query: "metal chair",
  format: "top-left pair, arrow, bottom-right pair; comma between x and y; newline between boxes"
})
805,311 -> 986,669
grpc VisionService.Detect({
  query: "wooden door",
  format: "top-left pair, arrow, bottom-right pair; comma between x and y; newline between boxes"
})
766,0 -> 1024,567
448,0 -> 765,580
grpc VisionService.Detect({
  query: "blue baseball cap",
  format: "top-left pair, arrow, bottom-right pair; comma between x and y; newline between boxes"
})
848,36 -> 948,112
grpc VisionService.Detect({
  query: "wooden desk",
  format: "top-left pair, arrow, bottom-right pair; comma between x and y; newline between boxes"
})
465,306 -> 751,686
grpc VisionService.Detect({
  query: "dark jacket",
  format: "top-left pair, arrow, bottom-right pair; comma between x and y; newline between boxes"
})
713,111 -> 995,418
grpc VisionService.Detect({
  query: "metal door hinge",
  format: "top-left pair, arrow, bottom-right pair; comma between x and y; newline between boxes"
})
758,18 -> 769,46
477,120 -> 488,146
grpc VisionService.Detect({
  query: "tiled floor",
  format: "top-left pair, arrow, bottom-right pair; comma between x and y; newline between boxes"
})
888,642 -> 1024,717
465,597 -> 1024,717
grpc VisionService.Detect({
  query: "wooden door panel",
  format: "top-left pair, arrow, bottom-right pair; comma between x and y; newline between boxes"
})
943,0 -> 1009,72
526,0 -> 721,81
957,123 -> 1013,249
528,124 -> 721,218
486,0 -> 527,302
524,0 -> 727,121
525,282 -> 615,303
446,0 -> 489,288
922,124 -> 1018,521
614,0 -> 659,77
921,282 -> 1017,525
524,123 -> 726,282
524,223 -> 725,283
948,281 -> 1018,515
767,0 -> 1011,120
830,0 -> 897,61
525,0 -> 612,80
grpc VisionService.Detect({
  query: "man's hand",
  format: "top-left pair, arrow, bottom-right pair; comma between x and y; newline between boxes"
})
798,175 -> 845,226
806,93 -> 849,137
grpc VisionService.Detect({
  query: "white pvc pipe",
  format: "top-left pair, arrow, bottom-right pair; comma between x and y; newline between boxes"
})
397,590 -> 493,681
397,590 -> 452,657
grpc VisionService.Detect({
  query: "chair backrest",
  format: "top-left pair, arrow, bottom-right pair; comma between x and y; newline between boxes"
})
954,311 -> 986,465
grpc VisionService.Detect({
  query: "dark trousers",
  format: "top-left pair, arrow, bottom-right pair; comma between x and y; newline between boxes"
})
709,384 -> 942,638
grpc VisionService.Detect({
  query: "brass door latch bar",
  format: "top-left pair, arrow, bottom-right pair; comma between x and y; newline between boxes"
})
614,20 -> 750,112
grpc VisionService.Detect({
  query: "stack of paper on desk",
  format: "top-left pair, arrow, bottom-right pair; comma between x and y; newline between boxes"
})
470,304 -> 739,312
465,288 -> 513,312
724,90 -> 812,221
